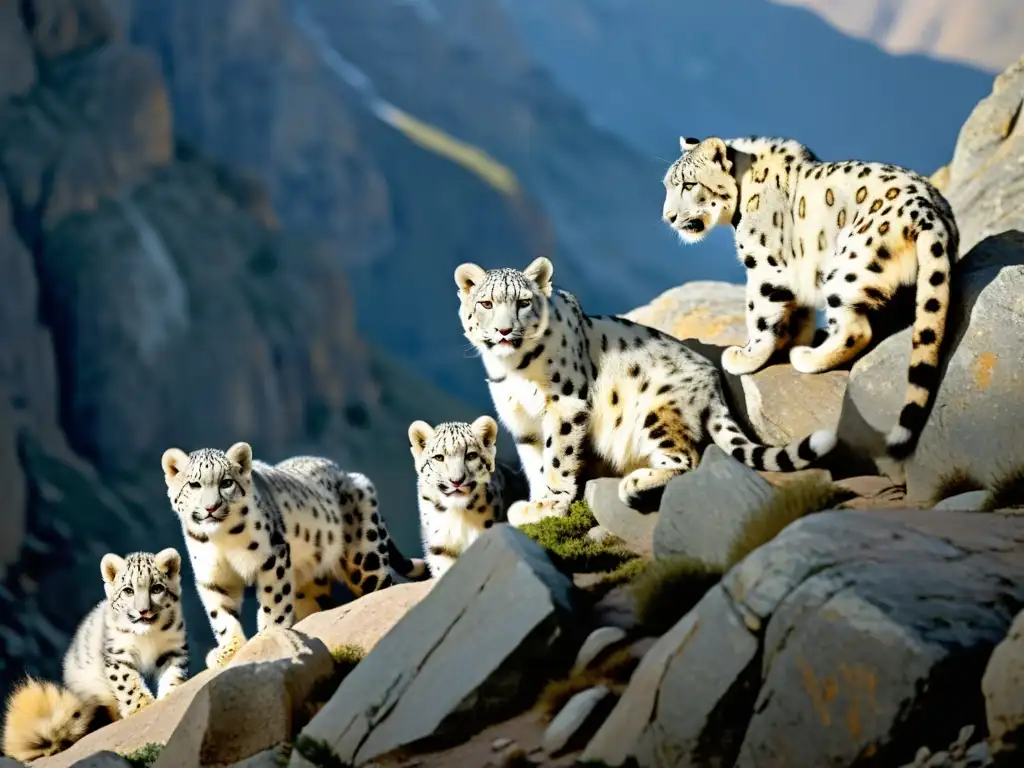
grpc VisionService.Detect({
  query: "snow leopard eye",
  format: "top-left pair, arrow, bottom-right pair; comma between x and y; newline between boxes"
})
188,481 -> 201,489
219,478 -> 234,490
150,583 -> 165,595
122,587 -> 134,597
465,452 -> 478,461
432,454 -> 444,462
516,299 -> 531,310
478,300 -> 493,310
682,181 -> 697,191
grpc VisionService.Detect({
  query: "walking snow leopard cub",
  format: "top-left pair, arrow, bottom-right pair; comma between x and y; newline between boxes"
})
161,442 -> 426,670
3,549 -> 188,762
662,135 -> 958,457
408,416 -> 527,578
455,256 -> 837,524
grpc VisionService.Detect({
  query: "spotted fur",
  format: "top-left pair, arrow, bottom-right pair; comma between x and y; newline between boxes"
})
454,257 -> 837,523
161,442 -> 426,669
3,549 -> 188,761
408,416 -> 527,578
663,135 -> 958,458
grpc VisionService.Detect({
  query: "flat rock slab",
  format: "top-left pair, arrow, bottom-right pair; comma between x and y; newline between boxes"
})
293,580 -> 436,655
289,525 -> 578,768
583,509 -> 1024,767
654,445 -> 773,570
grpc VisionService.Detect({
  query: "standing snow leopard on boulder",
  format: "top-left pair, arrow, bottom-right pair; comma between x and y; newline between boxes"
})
161,442 -> 427,670
454,256 -> 837,524
662,135 -> 958,458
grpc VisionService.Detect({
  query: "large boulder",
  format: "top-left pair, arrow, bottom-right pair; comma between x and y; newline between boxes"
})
627,281 -> 847,450
840,231 -> 1024,499
582,509 -> 1024,767
289,525 -> 579,768
653,445 -> 773,570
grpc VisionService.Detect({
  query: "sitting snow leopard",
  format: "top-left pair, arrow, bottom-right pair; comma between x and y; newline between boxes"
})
3,549 -> 188,762
161,442 -> 427,669
408,416 -> 527,578
454,257 -> 837,523
662,135 -> 958,458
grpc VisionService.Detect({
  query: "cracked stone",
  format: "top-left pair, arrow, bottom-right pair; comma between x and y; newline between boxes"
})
289,525 -> 578,767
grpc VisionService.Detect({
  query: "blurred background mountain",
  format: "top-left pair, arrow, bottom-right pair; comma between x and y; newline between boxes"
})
0,0 -> 1020,697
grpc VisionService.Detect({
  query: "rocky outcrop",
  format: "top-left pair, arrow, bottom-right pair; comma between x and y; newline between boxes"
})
841,56 -> 1024,499
982,607 -> 1024,761
584,509 -> 1024,767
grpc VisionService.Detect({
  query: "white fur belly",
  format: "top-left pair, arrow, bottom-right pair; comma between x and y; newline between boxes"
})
788,258 -> 822,308
425,507 -> 486,555
589,361 -> 660,474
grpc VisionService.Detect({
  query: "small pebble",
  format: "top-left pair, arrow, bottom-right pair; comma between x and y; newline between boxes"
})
572,626 -> 628,674
491,737 -> 513,751
542,685 -> 611,756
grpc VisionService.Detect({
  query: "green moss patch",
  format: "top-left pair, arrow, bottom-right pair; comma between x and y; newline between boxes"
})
121,743 -> 164,768
518,501 -> 639,573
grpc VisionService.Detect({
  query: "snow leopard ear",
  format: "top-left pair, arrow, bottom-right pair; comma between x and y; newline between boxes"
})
523,256 -> 553,297
695,137 -> 731,173
454,263 -> 486,296
679,136 -> 701,153
154,548 -> 181,581
161,448 -> 189,481
408,420 -> 435,460
100,553 -> 126,587
226,442 -> 253,474
471,415 -> 498,451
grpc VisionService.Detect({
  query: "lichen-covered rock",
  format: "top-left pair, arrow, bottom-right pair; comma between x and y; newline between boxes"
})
289,525 -> 579,768
583,509 -> 1024,767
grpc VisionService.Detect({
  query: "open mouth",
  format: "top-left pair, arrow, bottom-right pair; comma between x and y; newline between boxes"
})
132,614 -> 158,624
442,487 -> 468,497
682,219 -> 706,233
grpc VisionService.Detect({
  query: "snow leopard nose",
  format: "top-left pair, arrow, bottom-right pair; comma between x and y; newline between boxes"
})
205,501 -> 221,513
498,328 -> 513,337
449,475 -> 466,488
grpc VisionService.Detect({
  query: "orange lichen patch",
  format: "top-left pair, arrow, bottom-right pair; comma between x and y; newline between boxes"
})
973,352 -> 998,391
798,656 -> 880,738
671,308 -> 746,346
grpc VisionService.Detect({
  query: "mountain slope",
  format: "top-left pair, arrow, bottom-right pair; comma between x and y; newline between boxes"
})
772,0 -> 1024,73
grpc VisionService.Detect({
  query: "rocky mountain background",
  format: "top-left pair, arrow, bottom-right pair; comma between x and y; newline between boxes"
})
0,0 -> 1020,711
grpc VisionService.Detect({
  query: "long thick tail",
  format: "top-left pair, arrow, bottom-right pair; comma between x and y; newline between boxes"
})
3,678 -> 94,762
885,226 -> 955,459
707,398 -> 837,472
344,472 -> 428,586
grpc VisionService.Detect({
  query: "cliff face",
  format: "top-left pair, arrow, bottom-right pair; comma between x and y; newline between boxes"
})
0,0 -> 528,696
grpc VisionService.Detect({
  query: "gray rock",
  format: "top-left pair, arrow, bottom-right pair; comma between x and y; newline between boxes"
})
585,478 -> 657,553
945,55 -> 1024,254
543,685 -> 612,757
840,231 -> 1024,500
225,745 -> 290,768
933,491 -> 987,511
289,525 -> 578,768
572,626 -> 628,675
67,754 -> 130,768
581,509 -> 1024,767
653,445 -> 774,569
982,607 -> 1024,760
0,757 -> 25,767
